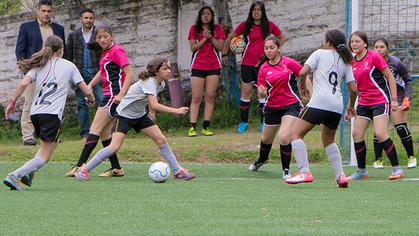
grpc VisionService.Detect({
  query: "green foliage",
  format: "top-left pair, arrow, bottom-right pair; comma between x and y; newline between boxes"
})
0,0 -> 21,16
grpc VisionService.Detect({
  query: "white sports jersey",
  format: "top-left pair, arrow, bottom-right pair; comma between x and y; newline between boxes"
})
116,77 -> 165,119
305,49 -> 355,114
27,57 -> 83,120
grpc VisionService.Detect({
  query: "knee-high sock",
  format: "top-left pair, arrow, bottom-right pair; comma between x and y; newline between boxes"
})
85,146 -> 114,172
159,144 -> 181,173
257,141 -> 272,163
395,123 -> 414,157
354,141 -> 366,169
77,134 -> 99,167
291,139 -> 310,173
373,135 -> 383,161
12,154 -> 46,178
325,143 -> 344,178
380,138 -> 399,167
280,143 -> 292,171
102,138 -> 121,169
258,99 -> 265,124
240,99 -> 250,123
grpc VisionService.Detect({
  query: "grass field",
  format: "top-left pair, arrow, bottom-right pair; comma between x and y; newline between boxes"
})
1,163 -> 419,235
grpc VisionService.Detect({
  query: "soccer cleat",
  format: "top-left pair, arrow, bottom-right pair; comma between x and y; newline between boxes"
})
248,161 -> 267,171
74,167 -> 90,181
285,172 -> 314,184
407,157 -> 417,169
259,123 -> 264,132
237,122 -> 249,134
3,174 -> 23,191
65,165 -> 79,177
188,127 -> 197,137
174,168 -> 195,180
20,172 -> 34,187
98,168 -> 125,177
282,169 -> 291,180
373,159 -> 384,169
200,128 -> 214,136
388,169 -> 406,180
336,175 -> 349,188
348,170 -> 369,181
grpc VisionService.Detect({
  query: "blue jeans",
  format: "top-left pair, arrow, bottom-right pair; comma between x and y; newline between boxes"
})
76,81 -> 103,137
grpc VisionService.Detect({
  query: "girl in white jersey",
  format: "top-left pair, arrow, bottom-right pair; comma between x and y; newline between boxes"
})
285,30 -> 358,188
75,58 -> 195,181
3,35 -> 95,191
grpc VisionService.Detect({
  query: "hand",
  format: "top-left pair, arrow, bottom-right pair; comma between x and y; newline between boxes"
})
257,86 -> 267,97
344,106 -> 356,121
222,55 -> 228,65
176,107 -> 189,115
391,100 -> 398,112
85,97 -> 96,107
5,99 -> 16,120
204,29 -> 212,39
300,88 -> 310,100
400,97 -> 410,111
113,94 -> 123,104
149,112 -> 156,121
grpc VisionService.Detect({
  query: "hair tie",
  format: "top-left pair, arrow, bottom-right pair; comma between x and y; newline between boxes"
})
337,44 -> 345,48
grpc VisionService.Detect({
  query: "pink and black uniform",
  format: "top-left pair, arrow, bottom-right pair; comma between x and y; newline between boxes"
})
352,50 -> 391,121
234,21 -> 282,83
188,24 -> 226,77
99,44 -> 130,117
257,56 -> 302,126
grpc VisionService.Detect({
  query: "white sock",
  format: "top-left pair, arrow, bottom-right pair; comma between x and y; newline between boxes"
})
325,143 -> 344,178
12,154 -> 46,178
86,146 -> 113,172
291,139 -> 310,173
159,144 -> 181,173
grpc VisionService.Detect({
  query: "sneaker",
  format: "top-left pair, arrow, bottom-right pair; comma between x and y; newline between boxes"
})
188,127 -> 197,137
3,174 -> 23,191
20,172 -> 34,187
174,168 -> 195,180
201,128 -> 214,136
248,161 -> 267,171
388,168 -> 406,180
282,169 -> 291,180
348,170 -> 369,181
237,122 -> 249,134
23,138 -> 36,146
259,123 -> 264,132
373,159 -> 384,169
74,167 -> 90,181
336,175 -> 349,188
98,168 -> 125,177
65,165 -> 79,177
285,172 -> 314,184
407,157 -> 417,169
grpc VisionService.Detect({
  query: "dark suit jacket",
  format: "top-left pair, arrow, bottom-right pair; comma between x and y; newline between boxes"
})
15,19 -> 65,60
65,26 -> 101,78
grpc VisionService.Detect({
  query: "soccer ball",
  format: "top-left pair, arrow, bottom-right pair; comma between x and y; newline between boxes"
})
230,36 -> 246,54
148,162 -> 171,183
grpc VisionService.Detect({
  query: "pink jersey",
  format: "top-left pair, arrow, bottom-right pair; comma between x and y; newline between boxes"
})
352,50 -> 390,106
188,24 -> 226,70
100,44 -> 130,96
234,21 -> 282,66
257,56 -> 302,108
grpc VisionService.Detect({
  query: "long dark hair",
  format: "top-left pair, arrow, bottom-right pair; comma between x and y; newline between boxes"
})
325,29 -> 353,65
138,57 -> 170,81
18,35 -> 63,73
349,31 -> 369,52
256,35 -> 281,68
195,6 -> 215,39
244,1 -> 270,41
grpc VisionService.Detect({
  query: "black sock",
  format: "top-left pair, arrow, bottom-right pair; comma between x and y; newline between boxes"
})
257,141 -> 272,163
240,100 -> 250,123
373,135 -> 383,161
354,140 -> 366,169
102,138 -> 121,169
77,134 -> 99,167
280,143 -> 292,171
189,123 -> 196,129
395,123 -> 414,157
203,120 -> 210,130
258,102 -> 265,124
380,138 -> 399,167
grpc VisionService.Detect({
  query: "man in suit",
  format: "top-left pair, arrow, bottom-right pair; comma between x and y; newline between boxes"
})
15,0 -> 65,145
65,8 -> 103,140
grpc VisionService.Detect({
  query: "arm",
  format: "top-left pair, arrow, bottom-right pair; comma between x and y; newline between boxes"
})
221,32 -> 237,65
344,81 -> 358,121
5,76 -> 32,119
147,95 -> 188,115
382,67 -> 398,111
278,33 -> 287,48
189,38 -> 208,52
88,71 -> 101,88
113,64 -> 134,103
77,81 -> 95,105
211,37 -> 224,51
298,64 -> 311,98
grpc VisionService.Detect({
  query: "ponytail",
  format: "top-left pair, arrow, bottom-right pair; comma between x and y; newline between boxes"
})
138,71 -> 151,81
256,54 -> 269,69
325,29 -> 353,65
138,57 -> 169,81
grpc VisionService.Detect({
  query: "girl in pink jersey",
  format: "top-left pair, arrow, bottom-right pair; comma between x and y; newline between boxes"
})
66,24 -> 133,177
187,6 -> 226,137
345,31 -> 405,181
372,37 -> 416,169
248,36 -> 301,179
222,1 -> 286,134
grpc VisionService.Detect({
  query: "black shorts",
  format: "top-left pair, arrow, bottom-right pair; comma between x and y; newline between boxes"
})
99,96 -> 118,118
191,69 -> 221,78
240,64 -> 259,84
299,106 -> 342,130
30,114 -> 61,142
264,103 -> 302,126
356,104 -> 389,122
113,113 -> 155,134
396,85 -> 405,105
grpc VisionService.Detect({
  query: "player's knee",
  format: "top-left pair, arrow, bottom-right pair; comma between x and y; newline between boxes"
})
154,136 -> 167,146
